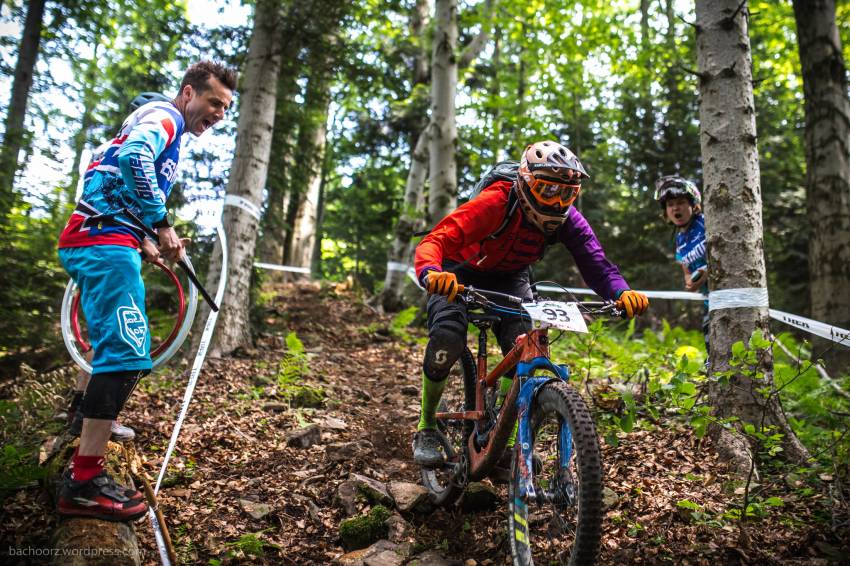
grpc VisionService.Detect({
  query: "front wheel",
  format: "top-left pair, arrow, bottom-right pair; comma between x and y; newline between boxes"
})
508,381 -> 603,566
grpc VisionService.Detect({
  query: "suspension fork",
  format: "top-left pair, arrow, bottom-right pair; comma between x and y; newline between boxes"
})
514,358 -> 571,503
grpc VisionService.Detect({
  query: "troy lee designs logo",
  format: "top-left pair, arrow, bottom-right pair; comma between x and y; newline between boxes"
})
117,294 -> 147,357
160,158 -> 179,183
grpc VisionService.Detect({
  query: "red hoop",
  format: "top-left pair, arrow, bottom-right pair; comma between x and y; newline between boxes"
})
70,259 -> 187,358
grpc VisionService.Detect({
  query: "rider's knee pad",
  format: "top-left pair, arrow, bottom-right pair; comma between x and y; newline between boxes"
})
423,313 -> 466,382
80,370 -> 147,420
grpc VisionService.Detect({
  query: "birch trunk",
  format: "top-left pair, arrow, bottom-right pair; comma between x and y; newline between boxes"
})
0,0 -> 46,215
378,0 -> 432,311
203,0 -> 282,355
428,0 -> 459,224
696,0 -> 808,472
792,0 -> 850,373
380,128 -> 430,310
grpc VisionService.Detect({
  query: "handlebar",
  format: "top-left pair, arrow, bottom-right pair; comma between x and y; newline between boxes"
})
457,285 -> 625,318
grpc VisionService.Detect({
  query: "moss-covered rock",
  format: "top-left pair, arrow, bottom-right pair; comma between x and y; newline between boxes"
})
338,505 -> 392,551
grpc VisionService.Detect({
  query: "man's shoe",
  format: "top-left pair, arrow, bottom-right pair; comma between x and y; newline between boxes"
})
69,411 -> 136,442
62,469 -> 144,503
57,471 -> 147,521
413,429 -> 445,467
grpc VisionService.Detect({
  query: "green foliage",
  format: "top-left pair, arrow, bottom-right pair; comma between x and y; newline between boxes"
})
338,504 -> 392,551
276,332 -> 325,408
389,305 -> 419,341
224,530 -> 280,559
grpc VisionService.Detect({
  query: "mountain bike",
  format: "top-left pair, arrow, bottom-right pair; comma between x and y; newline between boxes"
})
418,285 -> 622,565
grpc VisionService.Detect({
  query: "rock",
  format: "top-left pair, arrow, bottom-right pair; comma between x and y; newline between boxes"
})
350,473 -> 393,506
327,440 -> 373,462
464,560 -> 477,566
401,385 -> 419,396
286,424 -> 322,448
337,481 -> 361,516
336,540 -> 402,566
322,416 -> 349,430
461,482 -> 499,512
602,487 -> 619,509
387,481 -> 430,513
407,550 -> 460,566
364,549 -> 404,566
339,505 -> 392,551
239,498 -> 272,520
385,513 -> 412,543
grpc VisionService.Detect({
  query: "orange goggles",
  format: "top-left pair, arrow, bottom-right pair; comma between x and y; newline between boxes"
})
528,177 -> 582,208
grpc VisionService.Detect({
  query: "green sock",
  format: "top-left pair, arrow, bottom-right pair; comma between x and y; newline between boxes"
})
417,373 -> 447,431
497,376 -> 518,447
497,376 -> 513,406
507,419 -> 518,448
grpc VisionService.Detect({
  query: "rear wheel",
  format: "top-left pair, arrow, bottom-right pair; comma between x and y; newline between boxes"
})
419,347 -> 476,506
508,381 -> 603,565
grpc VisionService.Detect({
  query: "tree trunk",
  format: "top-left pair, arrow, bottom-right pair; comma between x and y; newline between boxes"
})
0,0 -> 46,216
378,0 -> 432,311
379,128 -> 430,310
65,45 -> 103,210
792,0 -> 850,373
283,33 -> 336,274
695,0 -> 809,473
427,0 -> 459,224
287,98 -> 329,272
203,0 -> 282,356
258,41 -> 303,266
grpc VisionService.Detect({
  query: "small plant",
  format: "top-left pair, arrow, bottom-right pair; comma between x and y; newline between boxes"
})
225,531 -> 280,559
276,332 -> 326,408
389,306 -> 419,341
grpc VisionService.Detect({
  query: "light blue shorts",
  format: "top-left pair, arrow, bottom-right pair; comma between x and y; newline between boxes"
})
59,245 -> 151,375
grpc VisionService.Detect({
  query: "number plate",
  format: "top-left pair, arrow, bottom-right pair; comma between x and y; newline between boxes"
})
521,301 -> 588,333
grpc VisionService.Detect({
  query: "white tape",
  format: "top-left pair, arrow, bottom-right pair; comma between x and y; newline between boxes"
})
535,285 -> 706,301
387,261 -> 409,272
770,309 -> 850,347
223,194 -> 262,221
406,267 -> 424,289
708,288 -> 769,311
150,221 -> 228,566
254,262 -> 311,274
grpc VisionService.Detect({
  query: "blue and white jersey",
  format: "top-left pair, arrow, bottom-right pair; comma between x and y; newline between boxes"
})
675,213 -> 708,294
59,101 -> 185,249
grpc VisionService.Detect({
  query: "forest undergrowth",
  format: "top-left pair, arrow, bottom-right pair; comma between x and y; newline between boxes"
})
0,281 -> 848,564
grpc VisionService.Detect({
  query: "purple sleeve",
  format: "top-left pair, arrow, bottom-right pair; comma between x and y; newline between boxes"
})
558,207 -> 630,300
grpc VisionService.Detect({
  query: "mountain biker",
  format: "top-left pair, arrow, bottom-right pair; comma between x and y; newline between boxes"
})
412,140 -> 649,466
56,61 -> 236,521
64,92 -> 176,445
654,175 -> 709,352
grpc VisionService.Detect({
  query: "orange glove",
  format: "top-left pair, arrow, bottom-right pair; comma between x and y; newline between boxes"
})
617,290 -> 649,318
425,271 -> 460,303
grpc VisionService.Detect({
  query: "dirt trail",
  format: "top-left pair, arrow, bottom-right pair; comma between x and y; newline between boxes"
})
1,282 -> 834,564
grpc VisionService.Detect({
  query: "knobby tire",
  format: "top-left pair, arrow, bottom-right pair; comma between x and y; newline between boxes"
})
508,381 -> 603,566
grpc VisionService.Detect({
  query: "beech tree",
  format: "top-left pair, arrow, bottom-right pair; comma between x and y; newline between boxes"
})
203,0 -> 283,355
792,0 -> 850,372
695,0 -> 808,471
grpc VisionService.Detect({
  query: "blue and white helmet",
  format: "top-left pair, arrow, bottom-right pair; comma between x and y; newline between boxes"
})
654,175 -> 701,208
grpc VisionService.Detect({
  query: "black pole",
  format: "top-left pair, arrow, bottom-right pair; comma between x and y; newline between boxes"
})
122,209 -> 219,312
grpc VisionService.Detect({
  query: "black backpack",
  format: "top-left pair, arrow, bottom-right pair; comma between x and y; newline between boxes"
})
416,160 -> 520,239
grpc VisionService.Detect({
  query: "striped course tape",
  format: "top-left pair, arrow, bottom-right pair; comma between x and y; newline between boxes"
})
394,265 -> 849,347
